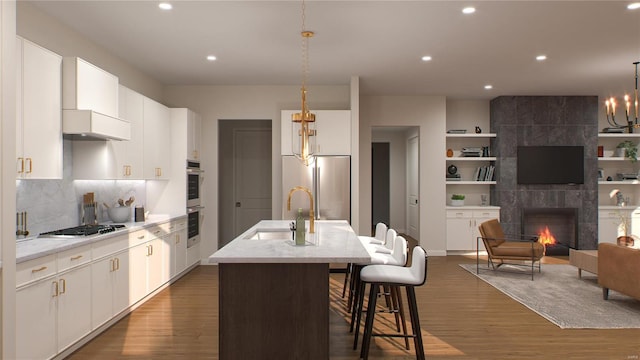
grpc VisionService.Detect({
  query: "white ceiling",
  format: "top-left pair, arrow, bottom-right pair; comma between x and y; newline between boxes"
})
27,0 -> 640,100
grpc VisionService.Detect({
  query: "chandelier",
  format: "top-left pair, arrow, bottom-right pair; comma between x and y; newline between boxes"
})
292,0 -> 316,166
605,61 -> 639,133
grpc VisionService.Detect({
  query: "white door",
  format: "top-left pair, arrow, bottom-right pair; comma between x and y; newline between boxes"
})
233,128 -> 272,237
407,135 -> 420,239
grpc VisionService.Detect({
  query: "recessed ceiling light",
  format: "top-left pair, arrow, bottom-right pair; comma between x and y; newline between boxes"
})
206,55 -> 217,61
158,2 -> 172,10
628,2 -> 640,10
421,56 -> 432,62
536,55 -> 547,61
462,7 -> 476,14
484,85 -> 493,90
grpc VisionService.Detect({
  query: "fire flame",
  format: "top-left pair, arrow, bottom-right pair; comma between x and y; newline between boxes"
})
538,226 -> 557,247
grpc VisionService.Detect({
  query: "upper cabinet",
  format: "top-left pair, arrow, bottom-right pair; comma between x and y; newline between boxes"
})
143,97 -> 171,180
281,110 -> 351,156
62,57 -> 118,117
16,37 -> 63,179
187,111 -> 202,161
114,85 -> 144,179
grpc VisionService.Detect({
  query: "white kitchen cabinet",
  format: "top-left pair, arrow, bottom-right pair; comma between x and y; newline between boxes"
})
57,265 -> 92,352
147,237 -> 166,293
91,249 -> 131,329
187,241 -> 201,267
281,110 -> 351,156
112,85 -> 145,179
169,220 -> 188,278
16,264 -> 91,359
187,110 -> 202,161
16,279 -> 57,360
16,37 -> 63,179
446,208 -> 500,251
598,207 -> 633,244
62,57 -> 119,118
143,97 -> 171,179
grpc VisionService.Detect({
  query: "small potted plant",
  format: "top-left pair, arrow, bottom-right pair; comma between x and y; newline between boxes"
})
615,140 -> 638,162
451,194 -> 465,206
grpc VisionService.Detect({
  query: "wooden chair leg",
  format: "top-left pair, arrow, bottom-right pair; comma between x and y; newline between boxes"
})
360,283 -> 379,360
406,286 -> 425,360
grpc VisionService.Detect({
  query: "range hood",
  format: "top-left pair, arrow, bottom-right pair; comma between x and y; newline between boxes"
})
63,110 -> 131,140
62,56 -> 130,141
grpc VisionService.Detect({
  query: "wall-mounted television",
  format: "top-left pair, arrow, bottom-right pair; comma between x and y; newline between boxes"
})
517,146 -> 584,185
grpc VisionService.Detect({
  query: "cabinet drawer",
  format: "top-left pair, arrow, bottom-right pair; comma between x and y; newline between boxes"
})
446,210 -> 472,219
173,219 -> 187,231
93,234 -> 128,260
129,229 -> 148,247
17,254 -> 57,287
57,244 -> 92,272
146,225 -> 164,240
473,210 -> 499,219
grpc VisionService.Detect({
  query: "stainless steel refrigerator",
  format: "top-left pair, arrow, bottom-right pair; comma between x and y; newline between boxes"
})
282,155 -> 351,222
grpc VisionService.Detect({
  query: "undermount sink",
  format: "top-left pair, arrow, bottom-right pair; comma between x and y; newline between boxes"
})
245,228 -> 293,240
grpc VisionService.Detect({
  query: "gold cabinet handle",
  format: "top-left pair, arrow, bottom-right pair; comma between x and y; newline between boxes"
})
115,257 -> 120,271
138,235 -> 145,240
155,167 -> 162,177
32,266 -> 47,273
176,234 -> 180,244
59,278 -> 66,295
150,244 -> 154,256
154,230 -> 161,235
17,157 -> 24,174
52,281 -> 59,297
70,255 -> 83,261
110,259 -> 115,272
26,158 -> 32,174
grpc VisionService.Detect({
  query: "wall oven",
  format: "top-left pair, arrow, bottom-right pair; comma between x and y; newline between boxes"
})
187,206 -> 201,248
187,160 -> 202,208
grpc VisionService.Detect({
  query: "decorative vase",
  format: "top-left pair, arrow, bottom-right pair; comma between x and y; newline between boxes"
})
446,148 -> 453,157
615,148 -> 626,157
617,235 -> 634,247
451,199 -> 465,206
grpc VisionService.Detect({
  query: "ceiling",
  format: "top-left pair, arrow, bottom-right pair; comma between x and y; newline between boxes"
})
27,0 -> 640,100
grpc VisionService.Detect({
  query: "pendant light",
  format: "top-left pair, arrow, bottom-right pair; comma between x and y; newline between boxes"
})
292,0 -> 316,166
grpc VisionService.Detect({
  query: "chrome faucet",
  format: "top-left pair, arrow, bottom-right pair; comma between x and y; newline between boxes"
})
286,186 -> 315,233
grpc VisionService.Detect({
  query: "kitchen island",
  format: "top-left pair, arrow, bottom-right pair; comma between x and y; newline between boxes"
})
209,220 -> 370,360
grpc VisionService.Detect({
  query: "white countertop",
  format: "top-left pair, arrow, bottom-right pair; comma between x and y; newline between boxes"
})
16,214 -> 184,263
209,220 -> 371,264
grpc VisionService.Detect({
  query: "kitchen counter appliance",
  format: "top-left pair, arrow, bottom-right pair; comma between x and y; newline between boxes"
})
39,224 -> 126,238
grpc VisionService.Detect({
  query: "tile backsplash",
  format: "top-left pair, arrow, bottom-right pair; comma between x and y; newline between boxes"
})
16,140 -> 146,238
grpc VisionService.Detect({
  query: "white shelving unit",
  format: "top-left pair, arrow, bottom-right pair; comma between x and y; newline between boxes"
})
446,133 -> 497,189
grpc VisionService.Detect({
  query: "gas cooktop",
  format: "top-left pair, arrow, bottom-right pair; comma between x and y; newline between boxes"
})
39,224 -> 126,238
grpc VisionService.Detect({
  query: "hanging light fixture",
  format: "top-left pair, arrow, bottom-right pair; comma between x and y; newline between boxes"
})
604,61 -> 639,133
292,0 -> 316,166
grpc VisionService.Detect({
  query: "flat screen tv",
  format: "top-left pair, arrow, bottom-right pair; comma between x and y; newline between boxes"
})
517,146 -> 584,185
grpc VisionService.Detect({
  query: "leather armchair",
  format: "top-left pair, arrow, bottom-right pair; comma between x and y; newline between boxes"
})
477,219 -> 545,280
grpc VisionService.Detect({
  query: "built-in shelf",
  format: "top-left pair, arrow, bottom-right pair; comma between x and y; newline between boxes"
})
446,157 -> 497,161
598,180 -> 640,185
598,157 -> 632,161
598,133 -> 640,138
446,181 -> 497,185
446,133 -> 497,138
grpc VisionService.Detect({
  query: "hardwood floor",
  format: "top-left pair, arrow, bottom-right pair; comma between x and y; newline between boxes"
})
69,255 -> 640,359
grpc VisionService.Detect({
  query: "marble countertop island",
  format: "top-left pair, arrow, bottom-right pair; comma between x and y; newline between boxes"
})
209,219 -> 371,264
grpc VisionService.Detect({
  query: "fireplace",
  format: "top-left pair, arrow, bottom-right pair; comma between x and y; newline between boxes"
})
521,208 -> 578,256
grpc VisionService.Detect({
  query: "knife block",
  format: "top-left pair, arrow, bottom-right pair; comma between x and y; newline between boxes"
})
82,202 -> 98,225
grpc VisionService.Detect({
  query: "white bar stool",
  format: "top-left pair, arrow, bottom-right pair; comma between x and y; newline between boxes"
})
343,222 -> 388,298
356,246 -> 428,360
350,234 -> 408,347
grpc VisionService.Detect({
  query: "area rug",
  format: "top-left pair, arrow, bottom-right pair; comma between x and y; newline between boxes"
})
459,263 -> 640,329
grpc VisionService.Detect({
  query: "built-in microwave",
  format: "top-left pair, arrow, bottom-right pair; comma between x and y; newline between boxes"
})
187,161 -> 202,208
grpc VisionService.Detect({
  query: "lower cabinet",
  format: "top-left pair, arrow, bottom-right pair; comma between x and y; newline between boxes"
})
91,250 -> 131,329
171,227 -> 188,278
16,264 -> 92,359
598,207 -> 633,244
446,208 -> 500,251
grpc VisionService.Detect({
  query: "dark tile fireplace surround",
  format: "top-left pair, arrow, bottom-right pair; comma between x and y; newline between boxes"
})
490,96 -> 599,251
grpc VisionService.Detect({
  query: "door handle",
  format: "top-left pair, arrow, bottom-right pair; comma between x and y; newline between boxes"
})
235,202 -> 241,207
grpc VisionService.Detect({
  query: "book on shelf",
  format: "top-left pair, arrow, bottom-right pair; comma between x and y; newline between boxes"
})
474,165 -> 495,181
447,129 -> 467,134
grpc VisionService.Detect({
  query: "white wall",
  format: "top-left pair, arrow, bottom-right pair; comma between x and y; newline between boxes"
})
360,96 -> 447,255
16,1 -> 163,102
163,85 -> 350,261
